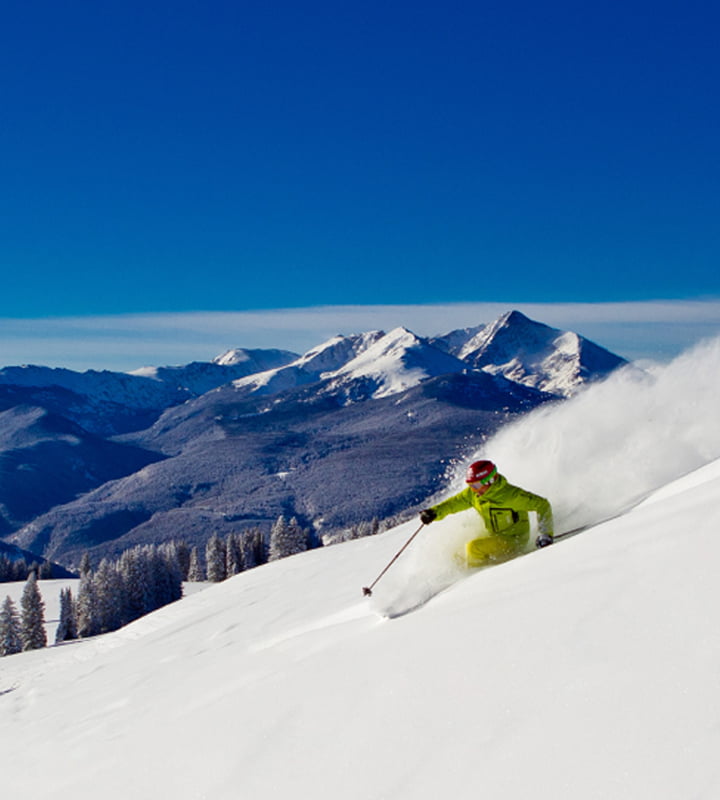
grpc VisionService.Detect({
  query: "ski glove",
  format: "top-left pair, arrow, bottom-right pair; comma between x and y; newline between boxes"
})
535,534 -> 554,548
420,509 -> 437,525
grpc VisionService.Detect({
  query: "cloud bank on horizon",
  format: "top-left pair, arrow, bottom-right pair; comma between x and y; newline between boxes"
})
1,299 -> 720,372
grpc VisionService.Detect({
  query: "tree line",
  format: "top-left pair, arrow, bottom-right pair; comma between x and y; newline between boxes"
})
0,516 -> 314,657
0,556 -> 55,584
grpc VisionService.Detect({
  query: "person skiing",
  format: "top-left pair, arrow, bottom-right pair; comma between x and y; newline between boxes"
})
419,459 -> 554,568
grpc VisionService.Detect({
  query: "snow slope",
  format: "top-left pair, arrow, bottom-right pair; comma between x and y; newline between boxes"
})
2,336 -> 720,800
2,466 -> 720,798
229,332 -> 384,396
327,326 -> 467,398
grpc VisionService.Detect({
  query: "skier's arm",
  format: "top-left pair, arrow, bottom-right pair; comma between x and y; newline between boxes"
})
506,488 -> 554,537
430,489 -> 473,521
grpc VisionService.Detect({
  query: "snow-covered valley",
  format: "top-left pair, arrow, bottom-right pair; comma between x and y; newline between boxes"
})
2,334 -> 720,799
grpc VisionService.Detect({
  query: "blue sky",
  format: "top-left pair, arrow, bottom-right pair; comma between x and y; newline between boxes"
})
1,2 -> 719,370
2,0 -> 718,320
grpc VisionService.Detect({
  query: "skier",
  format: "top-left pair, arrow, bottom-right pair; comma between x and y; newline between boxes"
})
419,460 -> 554,567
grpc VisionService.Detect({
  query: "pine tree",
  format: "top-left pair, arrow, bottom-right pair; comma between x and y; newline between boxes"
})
94,559 -> 124,634
55,587 -> 78,643
269,516 -> 308,561
79,551 -> 92,577
20,572 -> 47,651
0,596 -> 22,656
205,533 -> 227,582
156,544 -> 183,605
268,516 -> 288,561
143,548 -> 160,609
76,571 -> 98,638
118,546 -> 150,622
225,534 -> 245,577
243,528 -> 267,568
174,540 -> 191,580
187,547 -> 205,582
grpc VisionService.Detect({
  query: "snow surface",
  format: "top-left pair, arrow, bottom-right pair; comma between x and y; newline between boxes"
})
230,331 -> 384,395
2,337 -> 720,799
329,326 -> 466,398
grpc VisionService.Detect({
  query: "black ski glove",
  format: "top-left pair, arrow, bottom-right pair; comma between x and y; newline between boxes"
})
535,534 -> 554,548
420,509 -> 436,525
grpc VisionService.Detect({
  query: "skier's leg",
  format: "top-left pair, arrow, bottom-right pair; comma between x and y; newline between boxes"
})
465,535 -> 525,568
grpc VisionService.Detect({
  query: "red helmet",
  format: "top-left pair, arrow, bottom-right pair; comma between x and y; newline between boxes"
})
466,459 -> 497,485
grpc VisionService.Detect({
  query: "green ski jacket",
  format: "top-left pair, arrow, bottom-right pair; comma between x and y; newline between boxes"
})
430,475 -> 554,540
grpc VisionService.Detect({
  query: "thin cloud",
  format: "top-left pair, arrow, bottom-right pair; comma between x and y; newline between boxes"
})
1,300 -> 720,372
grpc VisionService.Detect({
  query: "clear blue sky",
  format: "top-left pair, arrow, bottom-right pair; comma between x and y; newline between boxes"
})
1,0 -> 718,319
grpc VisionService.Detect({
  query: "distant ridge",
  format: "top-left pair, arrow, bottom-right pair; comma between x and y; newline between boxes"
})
1,310 -> 627,567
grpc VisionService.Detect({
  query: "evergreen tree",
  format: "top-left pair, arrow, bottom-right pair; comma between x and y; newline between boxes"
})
20,572 -> 47,651
0,596 -> 22,656
268,515 -> 287,561
76,571 -> 98,638
118,546 -> 151,622
205,533 -> 227,582
225,534 -> 245,577
269,516 -> 308,561
94,559 -> 124,634
79,551 -> 92,577
187,547 -> 204,582
55,587 -> 78,643
143,548 -> 162,609
357,518 -> 380,538
243,528 -> 267,568
174,540 -> 191,581
155,545 -> 183,605
0,557 -> 32,583
11,559 -> 28,581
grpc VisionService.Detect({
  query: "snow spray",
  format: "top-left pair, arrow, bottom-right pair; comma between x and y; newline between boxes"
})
473,335 -> 720,532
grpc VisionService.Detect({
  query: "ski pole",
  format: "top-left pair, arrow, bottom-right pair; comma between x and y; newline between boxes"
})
362,522 -> 426,597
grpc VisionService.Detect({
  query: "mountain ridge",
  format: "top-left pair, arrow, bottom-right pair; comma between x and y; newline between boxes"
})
1,311 -> 627,567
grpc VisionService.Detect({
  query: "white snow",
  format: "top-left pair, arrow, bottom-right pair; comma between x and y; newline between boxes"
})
330,326 -> 465,398
460,312 -> 602,396
230,331 -> 385,395
2,337 -> 720,799
484,335 -> 720,531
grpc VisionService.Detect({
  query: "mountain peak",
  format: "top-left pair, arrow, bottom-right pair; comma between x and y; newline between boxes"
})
326,327 -> 466,400
455,310 -> 625,396
298,331 -> 385,373
212,348 -> 254,366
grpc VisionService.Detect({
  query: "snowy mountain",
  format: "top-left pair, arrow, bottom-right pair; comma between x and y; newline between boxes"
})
0,364 -> 190,412
131,347 -> 298,396
229,331 -> 384,397
321,326 -> 469,400
442,309 -> 625,396
1,311 -> 628,567
11,370 -> 553,566
0,347 -> 298,435
2,450 -> 719,800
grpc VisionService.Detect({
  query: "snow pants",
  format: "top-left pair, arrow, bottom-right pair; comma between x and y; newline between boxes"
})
465,533 -> 528,568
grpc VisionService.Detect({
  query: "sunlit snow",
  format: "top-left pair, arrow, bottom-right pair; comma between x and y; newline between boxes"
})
2,337 -> 720,799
